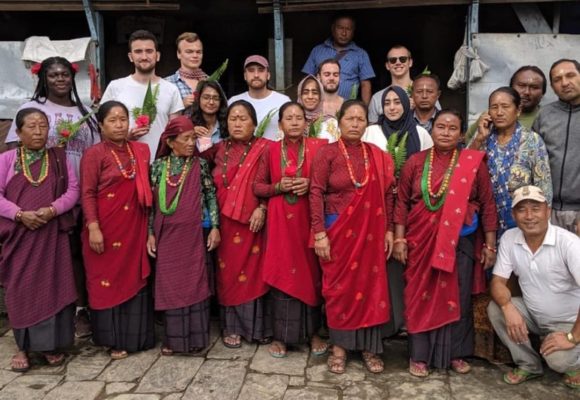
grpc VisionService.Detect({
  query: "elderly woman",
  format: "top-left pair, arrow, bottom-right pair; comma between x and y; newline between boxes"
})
297,75 -> 339,142
202,100 -> 270,348
393,110 -> 498,377
147,116 -> 220,355
0,108 -> 79,372
81,101 -> 154,360
468,87 -> 552,364
310,100 -> 395,374
254,101 -> 327,358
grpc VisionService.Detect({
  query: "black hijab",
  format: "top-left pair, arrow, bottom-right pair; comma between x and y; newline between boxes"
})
377,85 -> 421,156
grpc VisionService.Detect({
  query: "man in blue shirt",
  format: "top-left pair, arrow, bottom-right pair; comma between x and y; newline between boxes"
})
302,15 -> 375,105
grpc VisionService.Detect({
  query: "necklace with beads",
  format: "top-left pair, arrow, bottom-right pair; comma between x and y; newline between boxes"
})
110,143 -> 136,180
280,138 -> 306,204
338,139 -> 370,189
421,147 -> 458,211
221,138 -> 253,188
159,156 -> 191,215
19,147 -> 49,187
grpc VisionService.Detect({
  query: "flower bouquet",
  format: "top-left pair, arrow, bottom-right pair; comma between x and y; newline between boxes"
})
55,112 -> 95,146
131,80 -> 160,128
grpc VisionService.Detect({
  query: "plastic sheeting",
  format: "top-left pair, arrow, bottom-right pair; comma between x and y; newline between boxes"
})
0,37 -> 95,119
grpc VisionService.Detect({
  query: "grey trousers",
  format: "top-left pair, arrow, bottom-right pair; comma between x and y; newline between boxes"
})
551,210 -> 580,234
487,297 -> 580,374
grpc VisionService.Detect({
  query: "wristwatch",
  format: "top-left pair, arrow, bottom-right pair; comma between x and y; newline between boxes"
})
566,332 -> 578,345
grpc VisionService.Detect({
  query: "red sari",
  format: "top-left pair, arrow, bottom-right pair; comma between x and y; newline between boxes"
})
210,138 -> 269,306
254,138 -> 327,307
310,142 -> 395,330
81,141 -> 152,310
395,149 -> 497,334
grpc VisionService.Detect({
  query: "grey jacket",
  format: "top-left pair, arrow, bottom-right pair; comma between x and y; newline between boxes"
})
533,100 -> 580,210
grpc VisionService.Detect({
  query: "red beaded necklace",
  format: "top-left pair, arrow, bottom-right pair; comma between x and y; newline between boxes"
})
110,143 -> 136,180
221,138 -> 253,188
338,139 -> 370,188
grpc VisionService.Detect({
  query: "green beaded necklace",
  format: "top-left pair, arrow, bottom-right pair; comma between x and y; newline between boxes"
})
158,157 -> 191,215
420,149 -> 457,212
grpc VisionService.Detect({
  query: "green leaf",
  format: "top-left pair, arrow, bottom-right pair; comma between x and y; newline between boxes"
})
207,59 -> 229,82
421,65 -> 431,75
385,131 -> 408,177
140,80 -> 159,124
349,83 -> 359,100
308,116 -> 324,138
254,108 -> 277,138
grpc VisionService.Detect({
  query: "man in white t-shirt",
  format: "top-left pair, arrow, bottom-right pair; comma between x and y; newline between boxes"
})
100,30 -> 184,158
228,55 -> 290,141
488,185 -> 580,388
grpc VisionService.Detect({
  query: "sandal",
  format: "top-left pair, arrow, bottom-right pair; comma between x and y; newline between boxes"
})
327,353 -> 347,374
268,341 -> 288,358
110,349 -> 128,360
450,358 -> 471,374
409,359 -> 429,377
256,337 -> 273,345
310,336 -> 328,357
503,368 -> 542,385
161,347 -> 174,356
362,352 -> 384,374
222,334 -> 242,349
11,352 -> 29,373
44,352 -> 65,366
564,371 -> 580,390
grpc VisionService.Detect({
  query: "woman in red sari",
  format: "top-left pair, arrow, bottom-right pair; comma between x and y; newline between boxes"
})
310,100 -> 395,374
81,101 -> 154,360
254,101 -> 327,358
393,110 -> 497,377
203,100 -> 270,348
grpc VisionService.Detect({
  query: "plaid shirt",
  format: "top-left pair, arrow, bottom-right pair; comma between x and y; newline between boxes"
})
165,71 -> 193,116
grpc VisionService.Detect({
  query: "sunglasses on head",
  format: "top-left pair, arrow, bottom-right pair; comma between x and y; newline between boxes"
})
388,56 -> 410,64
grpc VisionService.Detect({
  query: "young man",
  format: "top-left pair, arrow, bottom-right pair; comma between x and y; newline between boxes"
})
411,73 -> 442,134
100,30 -> 184,158
369,45 -> 413,123
532,59 -> 580,233
302,15 -> 374,104
488,185 -> 580,388
165,32 -> 207,116
316,59 -> 343,117
228,55 -> 290,141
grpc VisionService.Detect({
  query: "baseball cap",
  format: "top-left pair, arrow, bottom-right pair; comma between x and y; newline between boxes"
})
244,55 -> 269,69
511,185 -> 547,208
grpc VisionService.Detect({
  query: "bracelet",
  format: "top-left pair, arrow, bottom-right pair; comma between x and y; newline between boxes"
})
258,205 -> 267,213
483,243 -> 497,253
49,205 -> 57,217
394,238 -> 407,245
15,209 -> 23,222
314,234 -> 327,242
274,182 -> 282,195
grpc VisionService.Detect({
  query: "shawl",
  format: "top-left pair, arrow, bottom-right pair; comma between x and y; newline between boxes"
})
297,75 -> 324,126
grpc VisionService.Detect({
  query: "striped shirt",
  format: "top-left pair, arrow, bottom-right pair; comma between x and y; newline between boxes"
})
302,38 -> 375,100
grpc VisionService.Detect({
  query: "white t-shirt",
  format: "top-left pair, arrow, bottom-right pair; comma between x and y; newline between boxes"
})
361,124 -> 433,152
228,90 -> 290,141
100,76 -> 184,158
493,223 -> 580,329
6,99 -> 100,180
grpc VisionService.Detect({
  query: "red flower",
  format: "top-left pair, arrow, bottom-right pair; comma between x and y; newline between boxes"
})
60,129 -> 71,138
30,63 -> 41,75
135,115 -> 150,128
71,63 -> 80,73
285,165 -> 297,177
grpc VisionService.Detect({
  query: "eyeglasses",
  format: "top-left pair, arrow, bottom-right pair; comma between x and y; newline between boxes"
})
388,56 -> 410,64
200,95 -> 220,102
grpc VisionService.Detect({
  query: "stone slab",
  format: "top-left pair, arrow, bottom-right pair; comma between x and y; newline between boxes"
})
238,373 -> 288,400
106,382 -> 137,395
66,346 -> 111,382
387,378 -> 451,400
98,348 -> 159,382
306,362 -> 366,386
343,381 -> 388,399
182,360 -> 247,400
0,370 -> 20,390
44,381 -> 105,400
0,374 -> 63,400
250,345 -> 308,376
136,356 -> 203,393
162,394 -> 184,400
207,339 -> 257,361
108,395 -> 161,400
288,376 -> 305,387
0,337 -> 18,370
282,387 -> 339,400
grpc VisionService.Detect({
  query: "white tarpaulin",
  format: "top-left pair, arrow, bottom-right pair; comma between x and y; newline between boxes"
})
467,33 -> 580,126
0,37 -> 95,120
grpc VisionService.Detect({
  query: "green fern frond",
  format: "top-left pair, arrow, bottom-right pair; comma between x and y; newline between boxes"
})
207,59 -> 229,82
141,81 -> 159,123
385,131 -> 409,177
349,83 -> 359,100
254,108 -> 277,138
308,116 -> 324,138
421,65 -> 431,75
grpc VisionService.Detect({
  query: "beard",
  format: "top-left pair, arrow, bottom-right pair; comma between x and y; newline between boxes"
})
135,63 -> 156,74
323,84 -> 339,94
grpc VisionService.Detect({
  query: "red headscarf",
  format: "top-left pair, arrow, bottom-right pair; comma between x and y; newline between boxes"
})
155,116 -> 195,159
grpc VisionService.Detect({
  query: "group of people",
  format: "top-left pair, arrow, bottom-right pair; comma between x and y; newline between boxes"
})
0,21 -> 579,391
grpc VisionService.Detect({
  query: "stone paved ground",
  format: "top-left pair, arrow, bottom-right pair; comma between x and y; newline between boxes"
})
0,319 -> 578,400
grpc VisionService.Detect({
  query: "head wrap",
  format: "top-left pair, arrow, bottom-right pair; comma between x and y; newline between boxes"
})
155,116 -> 195,159
297,75 -> 324,125
377,85 -> 421,157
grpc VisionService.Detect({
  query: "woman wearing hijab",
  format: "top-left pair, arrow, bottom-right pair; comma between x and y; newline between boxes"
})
148,116 -> 220,355
297,75 -> 340,142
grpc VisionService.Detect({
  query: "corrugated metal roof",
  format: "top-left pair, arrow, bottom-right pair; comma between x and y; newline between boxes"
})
0,0 -> 179,11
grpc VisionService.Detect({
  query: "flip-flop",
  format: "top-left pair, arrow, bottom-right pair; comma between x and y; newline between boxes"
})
409,359 -> 429,377
110,350 -> 128,360
222,335 -> 242,349
11,353 -> 30,373
362,352 -> 384,374
160,347 -> 174,356
564,371 -> 580,390
310,337 -> 328,357
503,368 -> 543,385
44,352 -> 65,366
268,341 -> 288,358
450,358 -> 471,374
327,354 -> 347,374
